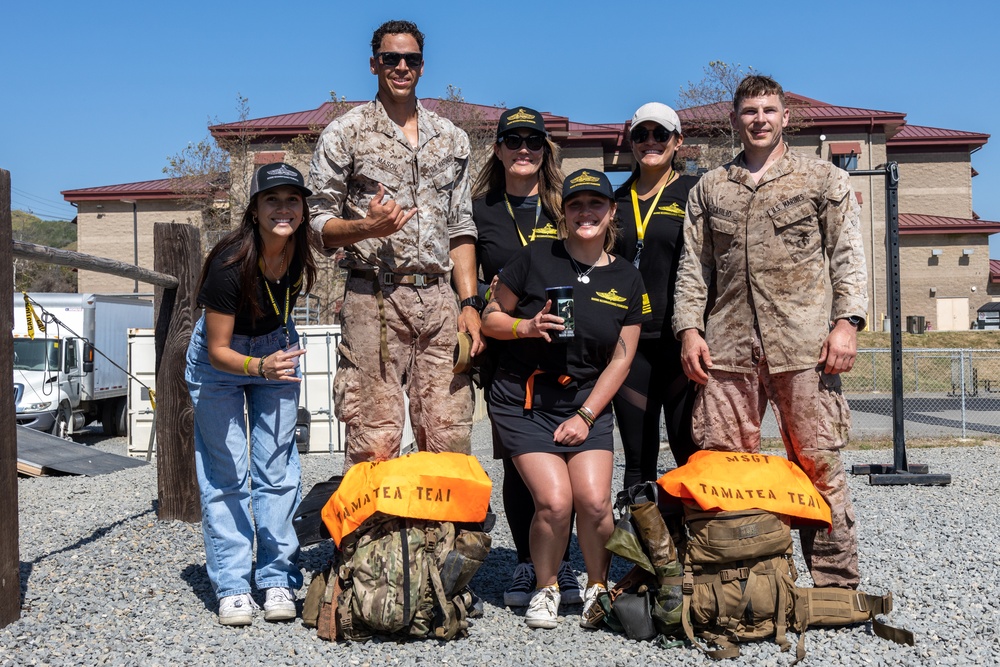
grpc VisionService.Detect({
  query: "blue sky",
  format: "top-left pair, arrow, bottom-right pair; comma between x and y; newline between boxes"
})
4,1 -> 1000,256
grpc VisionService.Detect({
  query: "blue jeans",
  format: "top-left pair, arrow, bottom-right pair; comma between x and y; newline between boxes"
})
185,315 -> 303,600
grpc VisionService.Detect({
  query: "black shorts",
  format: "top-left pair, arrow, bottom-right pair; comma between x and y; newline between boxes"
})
488,370 -> 614,458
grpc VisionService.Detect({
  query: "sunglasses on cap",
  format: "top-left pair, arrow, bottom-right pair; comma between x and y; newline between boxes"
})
377,51 -> 423,68
630,126 -> 674,144
499,133 -> 546,151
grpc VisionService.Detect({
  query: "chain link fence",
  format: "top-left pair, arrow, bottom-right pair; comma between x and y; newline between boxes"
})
758,348 -> 1000,440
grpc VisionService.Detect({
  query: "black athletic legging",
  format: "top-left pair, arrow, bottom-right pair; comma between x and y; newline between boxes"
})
613,337 -> 698,489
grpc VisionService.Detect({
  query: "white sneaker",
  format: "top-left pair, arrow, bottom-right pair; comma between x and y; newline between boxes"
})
504,562 -> 536,607
579,583 -> 607,629
525,585 -> 561,629
218,593 -> 259,626
263,587 -> 297,622
557,561 -> 584,605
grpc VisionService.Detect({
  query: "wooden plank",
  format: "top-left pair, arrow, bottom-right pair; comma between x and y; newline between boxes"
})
12,240 -> 178,288
16,461 -> 42,478
153,222 -> 201,522
0,168 -> 21,627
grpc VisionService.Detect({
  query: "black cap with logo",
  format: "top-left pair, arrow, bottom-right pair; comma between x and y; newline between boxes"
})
496,107 -> 547,140
562,169 -> 614,201
249,163 -> 312,199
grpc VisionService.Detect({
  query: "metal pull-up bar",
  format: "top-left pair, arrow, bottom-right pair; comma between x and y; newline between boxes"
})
849,162 -> 951,486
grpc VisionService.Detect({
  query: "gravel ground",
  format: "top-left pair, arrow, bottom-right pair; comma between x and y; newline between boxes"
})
3,421 -> 999,667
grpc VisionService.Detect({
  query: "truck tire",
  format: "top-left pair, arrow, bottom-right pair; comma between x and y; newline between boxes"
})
52,402 -> 72,439
114,397 -> 128,437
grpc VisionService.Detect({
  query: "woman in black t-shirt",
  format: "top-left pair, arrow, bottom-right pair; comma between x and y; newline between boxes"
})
471,107 -> 581,608
482,169 -> 649,630
612,103 -> 700,487
185,163 -> 318,627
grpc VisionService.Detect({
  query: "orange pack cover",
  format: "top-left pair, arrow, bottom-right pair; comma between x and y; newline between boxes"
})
657,450 -> 832,529
322,451 -> 493,546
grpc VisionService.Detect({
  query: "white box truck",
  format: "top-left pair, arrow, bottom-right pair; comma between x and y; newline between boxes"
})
13,293 -> 154,438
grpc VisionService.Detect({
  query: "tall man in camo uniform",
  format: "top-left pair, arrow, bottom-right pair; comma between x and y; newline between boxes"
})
308,20 -> 483,468
672,75 -> 868,589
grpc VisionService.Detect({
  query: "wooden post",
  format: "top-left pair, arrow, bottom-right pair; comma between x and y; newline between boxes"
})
0,169 -> 21,627
153,222 -> 201,522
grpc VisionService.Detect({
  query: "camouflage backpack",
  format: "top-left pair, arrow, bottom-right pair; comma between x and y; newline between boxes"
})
593,484 -> 914,661
303,512 -> 492,641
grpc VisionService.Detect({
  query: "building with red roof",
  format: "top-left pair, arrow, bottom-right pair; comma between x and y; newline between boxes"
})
64,93 -> 998,328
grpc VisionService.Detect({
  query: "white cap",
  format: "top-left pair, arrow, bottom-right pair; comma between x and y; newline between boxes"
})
630,102 -> 682,135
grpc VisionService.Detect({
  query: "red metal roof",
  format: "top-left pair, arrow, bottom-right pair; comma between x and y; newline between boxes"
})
888,124 -> 989,149
990,259 -> 1000,284
62,176 -> 218,202
899,213 -> 1000,235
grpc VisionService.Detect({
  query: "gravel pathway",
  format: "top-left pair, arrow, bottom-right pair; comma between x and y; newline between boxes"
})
3,422 -> 998,666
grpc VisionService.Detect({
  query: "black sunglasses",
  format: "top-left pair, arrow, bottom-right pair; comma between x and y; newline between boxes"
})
499,133 -> 546,151
630,126 -> 674,144
377,51 -> 423,68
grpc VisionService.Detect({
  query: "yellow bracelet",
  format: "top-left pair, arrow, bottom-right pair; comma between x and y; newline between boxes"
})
512,318 -> 523,339
243,356 -> 252,376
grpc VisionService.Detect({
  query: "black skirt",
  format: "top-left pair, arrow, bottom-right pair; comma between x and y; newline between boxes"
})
488,370 -> 614,457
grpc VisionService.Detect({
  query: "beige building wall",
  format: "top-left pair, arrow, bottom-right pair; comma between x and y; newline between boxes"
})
895,152 -> 972,218
899,234 -> 991,330
560,146 -> 605,175
76,200 -> 205,294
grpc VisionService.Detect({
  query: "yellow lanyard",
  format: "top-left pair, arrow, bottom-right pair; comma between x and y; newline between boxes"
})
504,193 -> 543,247
629,170 -> 673,268
262,278 -> 291,347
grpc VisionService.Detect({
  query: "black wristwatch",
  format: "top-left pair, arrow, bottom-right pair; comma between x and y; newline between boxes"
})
460,295 -> 487,314
843,315 -> 864,330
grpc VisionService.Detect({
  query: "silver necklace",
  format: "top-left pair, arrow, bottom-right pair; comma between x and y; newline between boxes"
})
568,252 -> 602,284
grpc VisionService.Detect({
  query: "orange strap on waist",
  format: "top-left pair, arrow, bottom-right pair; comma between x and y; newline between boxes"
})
523,371 -> 572,410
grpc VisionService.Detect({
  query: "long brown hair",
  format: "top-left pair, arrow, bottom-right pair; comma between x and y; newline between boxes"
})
471,136 -> 564,222
197,194 -> 318,321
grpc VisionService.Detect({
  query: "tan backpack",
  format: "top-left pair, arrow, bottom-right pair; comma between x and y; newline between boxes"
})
597,497 -> 914,661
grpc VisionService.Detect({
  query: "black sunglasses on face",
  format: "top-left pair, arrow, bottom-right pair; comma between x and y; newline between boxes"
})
499,134 -> 546,151
377,51 -> 423,68
630,126 -> 674,144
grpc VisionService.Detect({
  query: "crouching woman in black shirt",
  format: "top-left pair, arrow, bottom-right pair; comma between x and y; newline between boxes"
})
481,169 -> 649,630
185,163 -> 317,627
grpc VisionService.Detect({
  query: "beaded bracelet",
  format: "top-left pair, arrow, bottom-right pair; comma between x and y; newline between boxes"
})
258,354 -> 268,379
243,356 -> 253,376
512,318 -> 523,339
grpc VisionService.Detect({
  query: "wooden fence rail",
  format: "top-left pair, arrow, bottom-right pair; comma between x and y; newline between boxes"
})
13,240 -> 179,289
2,171 -> 203,629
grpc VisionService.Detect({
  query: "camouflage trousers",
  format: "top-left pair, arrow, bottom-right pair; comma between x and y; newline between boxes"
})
692,331 -> 859,589
334,275 -> 473,470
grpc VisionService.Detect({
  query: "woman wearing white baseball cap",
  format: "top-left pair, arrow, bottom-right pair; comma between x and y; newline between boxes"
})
612,103 -> 701,487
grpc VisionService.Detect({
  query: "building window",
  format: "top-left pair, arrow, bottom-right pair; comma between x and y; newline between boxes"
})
834,154 -> 858,170
829,141 -> 862,171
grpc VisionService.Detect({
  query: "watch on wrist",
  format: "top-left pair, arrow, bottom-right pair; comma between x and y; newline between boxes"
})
844,315 -> 863,330
460,295 -> 487,314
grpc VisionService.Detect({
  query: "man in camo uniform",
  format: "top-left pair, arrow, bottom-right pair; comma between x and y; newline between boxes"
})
308,20 -> 482,468
672,75 -> 868,589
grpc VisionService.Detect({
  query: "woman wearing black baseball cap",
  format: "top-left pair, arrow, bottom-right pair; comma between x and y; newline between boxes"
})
471,107 -> 584,609
185,162 -> 318,626
612,103 -> 700,488
482,168 -> 650,630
